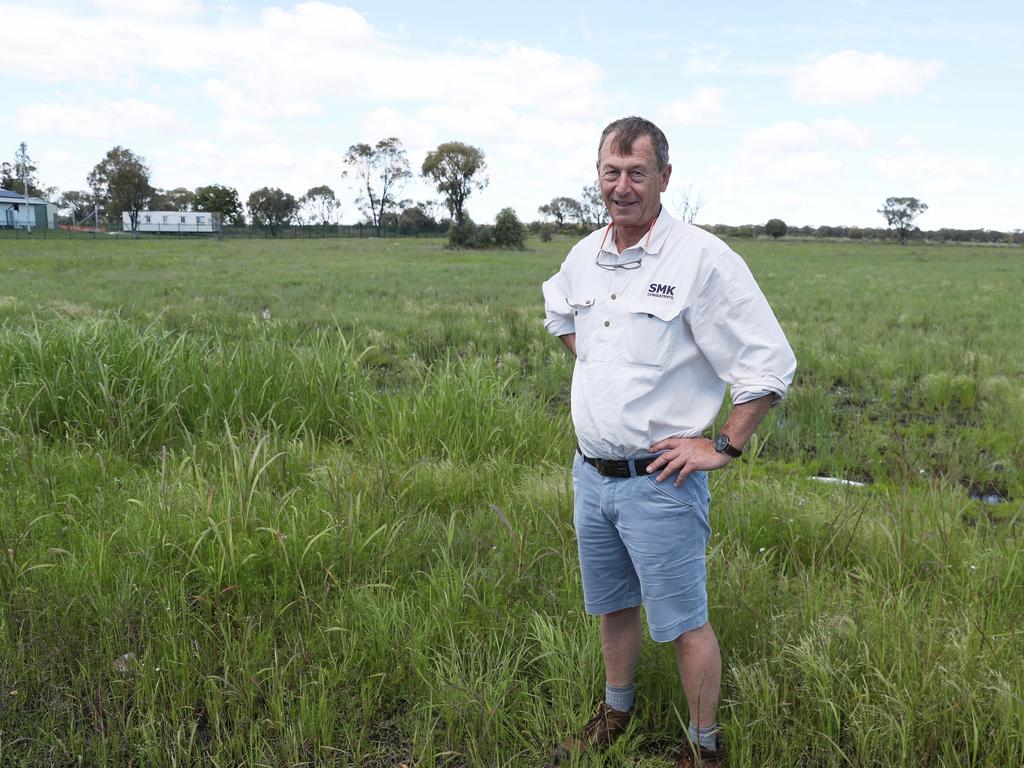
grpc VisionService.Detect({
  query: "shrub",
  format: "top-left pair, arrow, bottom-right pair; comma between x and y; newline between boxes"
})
448,216 -> 477,248
476,224 -> 495,248
765,218 -> 788,239
494,207 -> 526,249
539,223 -> 554,242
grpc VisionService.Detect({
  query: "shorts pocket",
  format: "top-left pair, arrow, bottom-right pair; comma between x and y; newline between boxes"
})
643,470 -> 707,507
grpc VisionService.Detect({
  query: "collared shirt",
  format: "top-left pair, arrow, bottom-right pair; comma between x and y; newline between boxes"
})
542,207 -> 796,459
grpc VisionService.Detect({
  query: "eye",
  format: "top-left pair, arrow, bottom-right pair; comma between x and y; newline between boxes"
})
601,170 -> 619,181
630,171 -> 648,182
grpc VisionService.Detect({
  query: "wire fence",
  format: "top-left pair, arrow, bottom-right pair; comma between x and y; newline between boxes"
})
0,221 -> 450,241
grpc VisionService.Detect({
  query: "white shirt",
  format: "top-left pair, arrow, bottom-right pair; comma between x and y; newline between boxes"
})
542,207 -> 796,459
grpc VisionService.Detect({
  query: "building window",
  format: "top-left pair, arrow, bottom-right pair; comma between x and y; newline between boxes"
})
162,215 -> 168,223
180,215 -> 187,223
197,215 -> 205,224
144,215 -> 151,223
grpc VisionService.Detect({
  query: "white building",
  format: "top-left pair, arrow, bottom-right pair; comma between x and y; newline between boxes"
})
0,188 -> 59,229
123,210 -> 222,233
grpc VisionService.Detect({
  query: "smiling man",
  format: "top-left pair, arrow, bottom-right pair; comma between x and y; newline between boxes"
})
542,116 -> 796,767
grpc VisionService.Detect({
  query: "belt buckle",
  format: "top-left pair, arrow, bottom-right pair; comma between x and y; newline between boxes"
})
597,460 -> 629,478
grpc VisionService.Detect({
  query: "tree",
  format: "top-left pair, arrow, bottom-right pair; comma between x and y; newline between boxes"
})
579,182 -> 607,228
299,185 -> 340,226
494,207 -> 527,249
151,187 -> 195,211
538,196 -> 584,227
193,184 -> 245,226
87,146 -> 154,232
59,190 -> 97,224
878,197 -> 928,244
765,218 -> 788,239
398,202 -> 438,235
670,184 -> 705,224
1,142 -> 46,198
247,187 -> 297,235
421,141 -> 488,241
342,137 -> 411,237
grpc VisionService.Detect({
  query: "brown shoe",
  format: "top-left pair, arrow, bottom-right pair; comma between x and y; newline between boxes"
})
553,701 -> 633,762
674,738 -> 725,767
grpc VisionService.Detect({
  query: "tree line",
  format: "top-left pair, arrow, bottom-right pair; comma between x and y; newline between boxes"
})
6,138 -> 525,246
2,143 -> 1020,246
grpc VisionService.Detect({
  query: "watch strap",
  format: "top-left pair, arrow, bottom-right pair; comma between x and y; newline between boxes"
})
715,433 -> 743,458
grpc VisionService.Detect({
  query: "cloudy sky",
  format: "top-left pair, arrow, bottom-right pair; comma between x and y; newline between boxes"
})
3,0 -> 1022,229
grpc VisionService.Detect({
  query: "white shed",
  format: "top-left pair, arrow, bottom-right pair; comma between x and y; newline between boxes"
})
123,210 -> 222,233
0,189 -> 59,229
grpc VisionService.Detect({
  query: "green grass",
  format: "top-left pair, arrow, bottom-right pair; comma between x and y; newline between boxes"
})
0,235 -> 1021,766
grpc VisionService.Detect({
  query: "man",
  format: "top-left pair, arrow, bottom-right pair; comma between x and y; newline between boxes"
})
542,116 -> 796,767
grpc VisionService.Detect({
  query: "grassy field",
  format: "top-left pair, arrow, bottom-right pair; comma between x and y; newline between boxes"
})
0,235 -> 1021,766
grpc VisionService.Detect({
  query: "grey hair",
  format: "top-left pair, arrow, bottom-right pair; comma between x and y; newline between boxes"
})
598,117 -> 670,170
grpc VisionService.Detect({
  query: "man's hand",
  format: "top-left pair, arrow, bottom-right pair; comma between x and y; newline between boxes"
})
646,437 -> 732,486
559,333 -> 576,357
645,394 -> 776,486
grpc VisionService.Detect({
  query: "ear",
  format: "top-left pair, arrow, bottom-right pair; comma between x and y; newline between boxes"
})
659,163 -> 672,192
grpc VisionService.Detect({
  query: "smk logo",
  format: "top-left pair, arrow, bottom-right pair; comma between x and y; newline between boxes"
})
647,282 -> 675,299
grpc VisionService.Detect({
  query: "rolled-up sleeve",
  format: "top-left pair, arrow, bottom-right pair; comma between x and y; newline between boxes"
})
541,262 -> 576,337
690,248 -> 797,404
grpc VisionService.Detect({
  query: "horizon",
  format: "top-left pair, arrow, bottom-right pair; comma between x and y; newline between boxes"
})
2,0 -> 1022,231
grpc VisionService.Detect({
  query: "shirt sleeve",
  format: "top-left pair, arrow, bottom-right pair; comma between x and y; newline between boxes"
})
541,255 -> 576,337
690,248 -> 797,404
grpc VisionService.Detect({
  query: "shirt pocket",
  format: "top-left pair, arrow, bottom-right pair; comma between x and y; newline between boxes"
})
566,295 -> 597,361
623,298 -> 682,367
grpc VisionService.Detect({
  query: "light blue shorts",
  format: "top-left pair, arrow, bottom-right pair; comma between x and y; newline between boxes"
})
571,453 -> 712,642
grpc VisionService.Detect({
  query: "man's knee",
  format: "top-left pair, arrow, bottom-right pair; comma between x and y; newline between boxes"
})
672,621 -> 714,650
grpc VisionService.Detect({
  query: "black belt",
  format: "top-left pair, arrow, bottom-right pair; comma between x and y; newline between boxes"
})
578,449 -> 657,478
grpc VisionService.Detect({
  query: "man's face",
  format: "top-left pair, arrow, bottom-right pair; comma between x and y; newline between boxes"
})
597,133 -> 671,232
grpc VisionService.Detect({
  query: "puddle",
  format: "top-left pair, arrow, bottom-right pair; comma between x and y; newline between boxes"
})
810,476 -> 867,488
969,491 -> 1009,505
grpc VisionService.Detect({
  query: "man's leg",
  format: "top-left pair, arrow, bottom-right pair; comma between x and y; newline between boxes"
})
602,606 -> 642,687
673,621 -> 721,730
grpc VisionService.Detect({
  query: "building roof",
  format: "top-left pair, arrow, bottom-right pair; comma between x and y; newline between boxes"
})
0,188 -> 51,204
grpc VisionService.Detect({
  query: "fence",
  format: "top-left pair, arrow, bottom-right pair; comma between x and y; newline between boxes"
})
0,221 -> 449,241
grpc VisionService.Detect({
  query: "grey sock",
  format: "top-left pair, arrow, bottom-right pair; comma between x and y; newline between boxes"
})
687,722 -> 718,751
604,682 -> 635,712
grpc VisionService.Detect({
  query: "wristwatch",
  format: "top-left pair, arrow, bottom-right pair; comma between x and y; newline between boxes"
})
713,433 -> 743,458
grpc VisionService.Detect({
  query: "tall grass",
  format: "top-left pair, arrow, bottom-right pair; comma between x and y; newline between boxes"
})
0,236 -> 1021,766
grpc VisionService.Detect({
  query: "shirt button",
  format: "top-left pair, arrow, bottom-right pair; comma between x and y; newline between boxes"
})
574,310 -> 578,316
604,320 -> 610,327
611,294 -> 617,300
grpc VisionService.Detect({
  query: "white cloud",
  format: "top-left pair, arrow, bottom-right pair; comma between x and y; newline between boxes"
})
742,121 -> 818,153
659,87 -> 728,127
246,143 -> 294,167
739,118 -> 870,154
0,3 -> 604,122
17,99 -> 186,140
177,139 -> 222,158
91,0 -> 204,17
812,118 -> 871,149
683,44 -> 730,75
219,117 -> 274,143
870,151 -> 992,196
360,108 -> 437,155
791,50 -> 942,105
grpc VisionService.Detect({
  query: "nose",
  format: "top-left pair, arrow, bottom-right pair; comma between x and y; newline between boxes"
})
614,173 -> 631,196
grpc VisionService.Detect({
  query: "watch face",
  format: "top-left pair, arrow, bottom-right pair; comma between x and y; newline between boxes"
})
714,434 -> 728,452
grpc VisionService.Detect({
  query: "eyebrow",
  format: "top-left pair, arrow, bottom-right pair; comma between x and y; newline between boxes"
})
598,156 -> 647,168
600,161 -> 652,172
